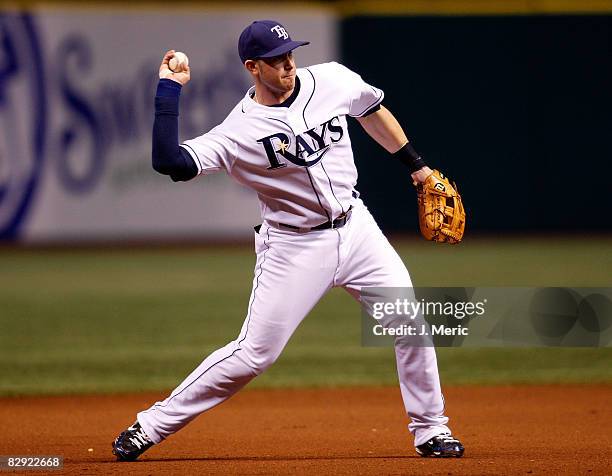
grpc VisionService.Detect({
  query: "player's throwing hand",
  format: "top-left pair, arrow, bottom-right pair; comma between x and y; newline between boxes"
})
159,50 -> 190,85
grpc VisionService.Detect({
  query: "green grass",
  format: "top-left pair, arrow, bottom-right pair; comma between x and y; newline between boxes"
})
1,236 -> 611,396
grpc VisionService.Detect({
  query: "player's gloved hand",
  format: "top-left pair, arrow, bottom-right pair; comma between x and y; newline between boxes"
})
159,50 -> 191,86
415,169 -> 466,244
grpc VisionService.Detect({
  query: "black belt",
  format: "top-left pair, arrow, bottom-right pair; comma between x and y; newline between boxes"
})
278,206 -> 353,232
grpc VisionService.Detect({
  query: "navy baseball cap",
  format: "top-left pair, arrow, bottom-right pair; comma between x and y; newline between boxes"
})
238,20 -> 309,63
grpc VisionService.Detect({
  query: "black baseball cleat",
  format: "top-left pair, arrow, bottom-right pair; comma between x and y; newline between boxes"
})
112,421 -> 154,461
415,433 -> 464,458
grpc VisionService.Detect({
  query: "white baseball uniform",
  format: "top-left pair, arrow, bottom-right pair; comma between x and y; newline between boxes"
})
138,62 -> 451,446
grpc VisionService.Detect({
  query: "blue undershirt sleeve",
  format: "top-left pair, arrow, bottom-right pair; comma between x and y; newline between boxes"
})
152,79 -> 198,182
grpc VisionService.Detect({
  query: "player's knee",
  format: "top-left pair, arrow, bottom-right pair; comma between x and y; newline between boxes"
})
249,353 -> 280,375
242,344 -> 282,375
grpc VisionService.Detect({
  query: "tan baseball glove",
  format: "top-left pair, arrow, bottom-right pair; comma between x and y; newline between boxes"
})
416,170 -> 466,244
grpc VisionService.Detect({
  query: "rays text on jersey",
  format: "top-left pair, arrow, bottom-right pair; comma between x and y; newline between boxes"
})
257,116 -> 344,169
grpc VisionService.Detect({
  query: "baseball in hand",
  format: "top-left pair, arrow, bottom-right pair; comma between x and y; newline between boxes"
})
169,52 -> 189,72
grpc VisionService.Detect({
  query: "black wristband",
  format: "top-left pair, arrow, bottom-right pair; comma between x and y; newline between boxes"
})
393,142 -> 427,173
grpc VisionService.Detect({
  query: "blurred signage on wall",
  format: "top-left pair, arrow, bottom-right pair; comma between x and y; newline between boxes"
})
0,9 -> 336,242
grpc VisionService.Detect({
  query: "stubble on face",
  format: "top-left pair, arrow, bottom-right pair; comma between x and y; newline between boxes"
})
259,52 -> 296,94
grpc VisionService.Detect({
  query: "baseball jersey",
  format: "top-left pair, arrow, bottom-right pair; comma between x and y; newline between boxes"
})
181,62 -> 384,228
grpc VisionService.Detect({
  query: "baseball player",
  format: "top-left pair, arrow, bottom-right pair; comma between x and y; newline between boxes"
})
112,20 -> 464,461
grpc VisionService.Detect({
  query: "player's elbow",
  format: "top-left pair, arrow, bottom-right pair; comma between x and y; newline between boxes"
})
152,158 -> 198,182
152,159 -> 176,177
152,159 -> 167,175
169,172 -> 195,182
152,163 -> 189,182
151,161 -> 175,181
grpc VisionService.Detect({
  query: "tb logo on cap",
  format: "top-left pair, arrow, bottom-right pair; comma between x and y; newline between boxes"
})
270,25 -> 289,40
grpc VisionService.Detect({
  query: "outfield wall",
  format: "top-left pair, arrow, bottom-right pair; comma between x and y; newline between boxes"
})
1,6 -> 610,242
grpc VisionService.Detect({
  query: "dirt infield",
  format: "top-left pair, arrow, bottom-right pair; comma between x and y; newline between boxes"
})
1,385 -> 611,475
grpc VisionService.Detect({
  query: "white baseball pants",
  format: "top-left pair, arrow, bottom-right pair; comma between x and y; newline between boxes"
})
138,200 -> 451,446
